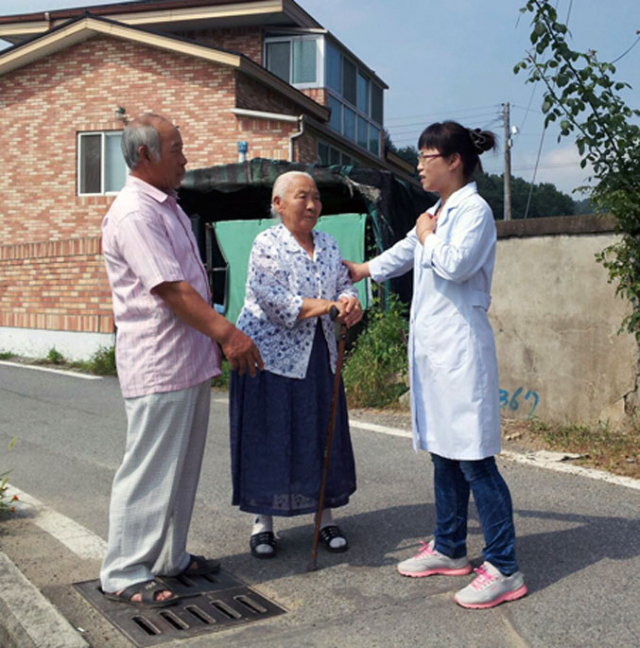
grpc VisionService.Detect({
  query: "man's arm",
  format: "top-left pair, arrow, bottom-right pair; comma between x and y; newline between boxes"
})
152,280 -> 263,376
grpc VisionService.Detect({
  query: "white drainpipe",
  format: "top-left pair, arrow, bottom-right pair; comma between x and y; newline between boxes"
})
230,109 -> 305,162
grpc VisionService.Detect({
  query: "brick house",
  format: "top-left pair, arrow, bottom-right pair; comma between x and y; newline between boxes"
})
0,0 -> 414,360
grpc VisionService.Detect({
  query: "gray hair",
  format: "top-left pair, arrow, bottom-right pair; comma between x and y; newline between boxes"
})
121,113 -> 165,169
270,171 -> 316,218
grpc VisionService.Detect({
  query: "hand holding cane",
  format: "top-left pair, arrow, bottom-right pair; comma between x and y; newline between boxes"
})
307,305 -> 347,572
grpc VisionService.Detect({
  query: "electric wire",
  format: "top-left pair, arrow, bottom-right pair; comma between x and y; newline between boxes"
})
611,34 -> 640,64
384,104 -> 501,124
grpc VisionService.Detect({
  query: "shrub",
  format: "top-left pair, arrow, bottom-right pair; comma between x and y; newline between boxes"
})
0,438 -> 17,514
86,346 -> 117,375
47,347 -> 65,365
343,295 -> 409,408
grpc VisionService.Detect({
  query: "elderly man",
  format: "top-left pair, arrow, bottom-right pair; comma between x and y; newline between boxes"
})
100,113 -> 262,608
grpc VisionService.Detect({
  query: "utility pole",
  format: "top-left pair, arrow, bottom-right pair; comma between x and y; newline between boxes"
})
502,102 -> 512,221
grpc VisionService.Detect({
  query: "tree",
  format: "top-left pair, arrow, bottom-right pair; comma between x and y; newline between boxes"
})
384,132 -> 419,173
515,0 -> 640,336
476,173 -> 575,219
386,132 -> 577,218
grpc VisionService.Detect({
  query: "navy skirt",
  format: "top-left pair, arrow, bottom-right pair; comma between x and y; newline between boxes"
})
229,323 -> 356,516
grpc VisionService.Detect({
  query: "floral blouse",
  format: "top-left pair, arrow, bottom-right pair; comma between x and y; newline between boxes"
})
235,223 -> 357,379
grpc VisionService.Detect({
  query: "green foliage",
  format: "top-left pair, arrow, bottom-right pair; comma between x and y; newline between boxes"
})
212,359 -> 231,389
343,295 -> 409,408
517,0 -> 640,337
0,351 -> 14,360
47,347 -> 65,365
0,438 -> 17,513
63,346 -> 118,375
84,346 -> 117,376
386,135 -> 579,219
475,172 -> 576,219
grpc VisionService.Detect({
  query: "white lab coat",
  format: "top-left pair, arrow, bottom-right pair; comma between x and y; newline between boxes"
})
368,182 -> 500,460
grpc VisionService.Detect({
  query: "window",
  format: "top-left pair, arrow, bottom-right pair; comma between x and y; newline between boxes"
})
357,116 -> 368,149
323,40 -> 384,158
318,140 -> 358,167
343,107 -> 356,142
265,36 -> 319,87
328,95 -> 342,133
326,41 -> 342,93
292,39 -> 316,84
265,41 -> 290,82
369,125 -> 381,157
342,57 -> 357,105
371,83 -> 383,124
357,72 -> 369,114
318,141 -> 330,165
78,131 -> 127,196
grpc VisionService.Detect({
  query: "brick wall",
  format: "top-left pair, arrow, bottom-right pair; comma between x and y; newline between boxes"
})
175,27 -> 263,64
295,131 -> 319,164
0,34 -> 317,340
301,87 -> 328,106
0,238 -> 113,334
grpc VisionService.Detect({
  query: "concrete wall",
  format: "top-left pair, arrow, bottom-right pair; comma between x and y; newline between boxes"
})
491,215 -> 638,427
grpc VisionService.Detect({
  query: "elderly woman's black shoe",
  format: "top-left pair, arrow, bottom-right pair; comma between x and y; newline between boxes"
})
250,531 -> 277,559
319,525 -> 349,553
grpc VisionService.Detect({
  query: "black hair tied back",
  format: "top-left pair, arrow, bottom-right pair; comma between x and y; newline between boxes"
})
468,128 -> 492,154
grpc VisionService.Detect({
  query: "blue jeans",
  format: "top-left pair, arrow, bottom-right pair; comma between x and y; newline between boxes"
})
431,454 -> 518,576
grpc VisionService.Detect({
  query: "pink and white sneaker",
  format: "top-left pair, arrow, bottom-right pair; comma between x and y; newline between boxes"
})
397,539 -> 472,578
454,561 -> 528,609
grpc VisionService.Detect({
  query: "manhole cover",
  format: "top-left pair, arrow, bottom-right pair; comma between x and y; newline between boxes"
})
75,571 -> 286,646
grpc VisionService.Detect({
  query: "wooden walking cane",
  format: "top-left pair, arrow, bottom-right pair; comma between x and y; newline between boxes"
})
307,306 -> 347,572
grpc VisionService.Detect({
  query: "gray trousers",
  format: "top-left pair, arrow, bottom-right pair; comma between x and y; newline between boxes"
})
100,380 -> 211,593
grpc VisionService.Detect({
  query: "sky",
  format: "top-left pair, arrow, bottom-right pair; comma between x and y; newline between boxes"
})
1,0 -> 638,196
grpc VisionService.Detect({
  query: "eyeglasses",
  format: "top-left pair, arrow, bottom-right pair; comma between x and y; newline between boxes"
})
417,153 -> 443,164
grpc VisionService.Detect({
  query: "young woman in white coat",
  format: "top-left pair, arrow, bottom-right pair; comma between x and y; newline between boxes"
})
344,121 -> 527,609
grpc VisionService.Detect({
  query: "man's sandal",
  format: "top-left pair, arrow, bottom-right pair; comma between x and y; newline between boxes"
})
103,579 -> 180,608
320,525 -> 349,553
250,531 -> 277,559
174,553 -> 220,577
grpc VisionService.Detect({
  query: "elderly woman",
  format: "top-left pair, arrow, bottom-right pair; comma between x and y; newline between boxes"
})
229,171 -> 363,559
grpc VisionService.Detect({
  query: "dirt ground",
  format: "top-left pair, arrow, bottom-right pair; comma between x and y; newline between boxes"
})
349,408 -> 640,481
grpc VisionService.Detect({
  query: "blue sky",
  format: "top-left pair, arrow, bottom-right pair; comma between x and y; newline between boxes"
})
1,0 -> 638,196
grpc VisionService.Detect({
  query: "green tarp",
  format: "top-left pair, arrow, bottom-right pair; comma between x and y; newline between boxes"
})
213,213 -> 367,324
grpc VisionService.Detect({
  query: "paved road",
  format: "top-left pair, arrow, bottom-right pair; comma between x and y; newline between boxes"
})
1,362 -> 639,647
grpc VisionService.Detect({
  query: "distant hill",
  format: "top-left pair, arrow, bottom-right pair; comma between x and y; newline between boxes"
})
385,137 -> 586,219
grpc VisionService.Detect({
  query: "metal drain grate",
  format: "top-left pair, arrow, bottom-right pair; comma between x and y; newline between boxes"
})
74,571 -> 286,646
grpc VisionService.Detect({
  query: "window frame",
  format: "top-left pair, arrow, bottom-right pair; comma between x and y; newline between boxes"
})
322,42 -> 384,158
263,34 -> 323,89
77,130 -> 127,197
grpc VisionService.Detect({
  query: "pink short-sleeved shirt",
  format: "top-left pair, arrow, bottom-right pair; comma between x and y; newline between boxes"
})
102,176 -> 220,398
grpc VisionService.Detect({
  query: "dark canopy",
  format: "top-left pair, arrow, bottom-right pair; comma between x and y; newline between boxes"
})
179,158 -> 436,303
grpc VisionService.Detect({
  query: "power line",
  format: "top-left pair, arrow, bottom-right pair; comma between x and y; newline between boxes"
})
386,112 -> 500,133
611,34 -> 640,64
384,104 -> 501,123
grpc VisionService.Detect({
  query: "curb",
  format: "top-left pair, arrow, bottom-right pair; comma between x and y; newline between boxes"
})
0,549 -> 88,648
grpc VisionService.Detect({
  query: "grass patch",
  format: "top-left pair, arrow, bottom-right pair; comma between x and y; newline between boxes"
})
537,420 -> 640,475
343,295 -> 409,408
71,346 -> 117,376
28,346 -> 118,376
505,417 -> 640,479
